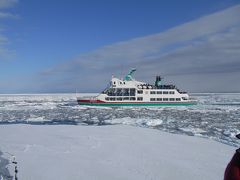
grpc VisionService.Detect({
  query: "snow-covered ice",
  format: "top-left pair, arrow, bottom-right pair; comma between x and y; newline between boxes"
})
0,124 -> 235,180
0,93 -> 239,146
0,93 -> 239,179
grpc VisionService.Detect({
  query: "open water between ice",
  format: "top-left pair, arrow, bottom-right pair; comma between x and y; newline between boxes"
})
0,93 -> 239,147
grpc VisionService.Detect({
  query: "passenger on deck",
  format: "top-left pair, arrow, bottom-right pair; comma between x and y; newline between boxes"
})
224,134 -> 240,180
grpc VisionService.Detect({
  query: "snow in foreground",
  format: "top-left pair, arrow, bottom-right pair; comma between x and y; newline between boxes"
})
0,125 -> 235,180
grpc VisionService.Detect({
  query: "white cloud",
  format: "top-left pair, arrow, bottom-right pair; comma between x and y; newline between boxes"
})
39,4 -> 240,92
0,11 -> 18,19
0,0 -> 18,9
0,33 -> 8,44
0,0 -> 18,60
0,33 -> 10,59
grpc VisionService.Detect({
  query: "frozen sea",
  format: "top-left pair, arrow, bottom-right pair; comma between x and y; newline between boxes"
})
0,93 -> 239,147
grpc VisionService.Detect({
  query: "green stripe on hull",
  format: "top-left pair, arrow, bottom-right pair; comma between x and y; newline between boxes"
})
78,102 -> 196,106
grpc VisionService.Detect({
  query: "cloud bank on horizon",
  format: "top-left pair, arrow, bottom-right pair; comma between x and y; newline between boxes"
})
38,4 -> 240,93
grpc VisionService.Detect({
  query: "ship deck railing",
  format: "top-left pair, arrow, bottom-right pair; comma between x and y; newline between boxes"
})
77,96 -> 97,100
137,84 -> 176,90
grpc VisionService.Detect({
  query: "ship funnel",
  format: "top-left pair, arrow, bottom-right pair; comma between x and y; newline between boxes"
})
124,68 -> 136,81
155,75 -> 162,87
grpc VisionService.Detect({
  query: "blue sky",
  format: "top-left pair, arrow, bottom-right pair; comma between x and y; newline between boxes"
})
0,0 -> 240,93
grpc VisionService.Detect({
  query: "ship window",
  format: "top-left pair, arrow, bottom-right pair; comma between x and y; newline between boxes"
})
176,98 -> 181,101
102,89 -> 107,94
113,81 -> 116,85
157,98 -> 162,101
150,91 -> 156,94
117,97 -> 122,101
169,98 -> 175,101
105,97 -> 109,101
130,97 -> 136,101
137,90 -> 143,94
107,88 -> 114,96
130,88 -> 136,96
123,97 -> 129,100
169,91 -> 175,94
157,91 -> 162,94
113,88 -> 118,96
137,97 -> 143,101
163,91 -> 168,94
116,88 -> 123,96
110,97 -> 115,101
163,98 -> 168,101
150,98 -> 156,101
123,88 -> 130,96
